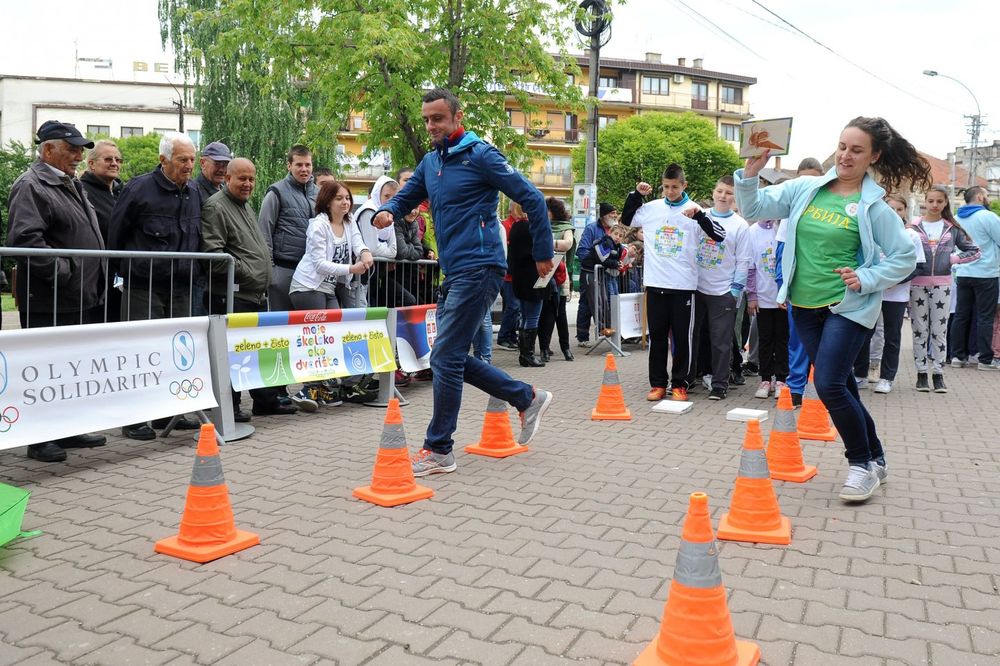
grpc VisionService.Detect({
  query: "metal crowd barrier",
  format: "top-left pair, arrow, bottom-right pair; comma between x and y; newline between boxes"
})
588,264 -> 645,357
364,257 -> 441,308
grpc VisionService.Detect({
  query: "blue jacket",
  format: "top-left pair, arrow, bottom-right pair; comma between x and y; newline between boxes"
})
954,205 -> 1000,279
735,167 -> 915,329
378,130 -> 552,275
576,221 -> 611,271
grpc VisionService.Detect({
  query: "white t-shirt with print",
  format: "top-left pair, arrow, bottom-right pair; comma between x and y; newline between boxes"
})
748,222 -> 780,308
629,198 -> 708,290
696,211 -> 751,296
883,228 -> 925,303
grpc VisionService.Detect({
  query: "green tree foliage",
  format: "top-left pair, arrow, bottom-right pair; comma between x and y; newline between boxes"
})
990,200 -> 1000,217
116,134 -> 164,182
158,0 -> 584,178
573,112 -> 743,205
0,141 -> 33,243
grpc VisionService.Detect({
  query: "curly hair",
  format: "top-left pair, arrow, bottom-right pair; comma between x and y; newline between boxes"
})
845,117 -> 931,192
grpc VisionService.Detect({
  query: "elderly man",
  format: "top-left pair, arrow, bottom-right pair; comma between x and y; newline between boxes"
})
80,139 -> 124,321
201,158 -> 294,418
194,141 -> 232,201
109,131 -> 203,440
6,120 -> 107,462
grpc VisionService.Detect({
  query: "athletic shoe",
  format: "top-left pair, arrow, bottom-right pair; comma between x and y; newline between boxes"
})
873,379 -> 892,394
791,393 -> 803,408
518,389 -> 552,445
932,374 -> 948,393
854,376 -> 869,389
317,385 -> 343,407
709,387 -> 726,400
671,387 -> 688,401
915,372 -> 930,392
867,364 -> 881,383
412,449 -> 457,477
872,459 -> 888,484
413,369 -> 433,381
773,381 -> 788,397
290,388 -> 320,413
729,371 -> 746,386
496,340 -> 518,351
646,387 -> 667,401
342,383 -> 378,404
577,340 -> 592,348
839,464 -> 880,502
950,357 -> 968,368
977,362 -> 999,371
701,374 -> 713,392
742,362 -> 759,376
395,370 -> 412,386
754,380 -> 772,399
992,359 -> 1000,369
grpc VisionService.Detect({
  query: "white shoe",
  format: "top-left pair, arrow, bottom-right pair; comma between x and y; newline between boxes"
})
854,377 -> 868,389
839,464 -> 880,502
867,364 -> 881,383
773,381 -> 788,398
702,374 -> 713,392
873,379 -> 892,394
754,380 -> 772,399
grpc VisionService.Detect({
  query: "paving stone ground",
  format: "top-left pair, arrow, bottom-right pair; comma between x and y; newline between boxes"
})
1,321 -> 999,665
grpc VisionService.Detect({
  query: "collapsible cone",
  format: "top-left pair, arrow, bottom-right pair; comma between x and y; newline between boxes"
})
592,353 -> 632,421
155,423 -> 260,563
798,367 -> 837,442
717,419 -> 791,545
465,396 -> 528,458
767,386 -> 818,483
634,492 -> 761,666
353,399 -> 434,507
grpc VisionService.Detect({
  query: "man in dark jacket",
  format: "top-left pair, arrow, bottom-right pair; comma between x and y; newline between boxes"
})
6,120 -> 107,462
108,131 -> 203,439
374,88 -> 554,478
194,141 -> 232,201
80,139 -> 124,321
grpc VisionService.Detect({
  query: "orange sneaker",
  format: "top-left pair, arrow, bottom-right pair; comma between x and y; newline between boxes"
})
646,387 -> 667,401
671,387 -> 688,401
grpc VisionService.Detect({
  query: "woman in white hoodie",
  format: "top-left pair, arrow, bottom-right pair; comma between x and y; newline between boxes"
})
354,175 -> 400,306
289,180 -> 373,309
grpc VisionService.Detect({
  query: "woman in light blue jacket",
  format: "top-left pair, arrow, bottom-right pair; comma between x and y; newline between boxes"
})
736,117 -> 930,503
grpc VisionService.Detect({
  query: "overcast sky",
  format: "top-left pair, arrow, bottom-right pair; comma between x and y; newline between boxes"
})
2,0 -> 996,167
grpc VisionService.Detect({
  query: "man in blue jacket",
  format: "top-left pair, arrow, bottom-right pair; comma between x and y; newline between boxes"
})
374,88 -> 554,477
951,186 -> 1000,369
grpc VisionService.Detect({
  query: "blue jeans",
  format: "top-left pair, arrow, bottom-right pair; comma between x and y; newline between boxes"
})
426,266 -> 534,454
520,298 -> 543,329
786,306 -> 809,394
497,281 -> 521,344
792,307 -> 884,466
472,309 -> 493,363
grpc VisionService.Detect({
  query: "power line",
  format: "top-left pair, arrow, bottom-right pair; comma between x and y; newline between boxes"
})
715,0 -> 798,37
749,0 -> 964,116
669,0 -> 767,61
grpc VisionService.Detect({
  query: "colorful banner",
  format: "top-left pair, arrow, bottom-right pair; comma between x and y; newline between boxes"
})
396,305 -> 437,372
618,293 -> 648,339
226,308 -> 396,390
0,317 -> 216,450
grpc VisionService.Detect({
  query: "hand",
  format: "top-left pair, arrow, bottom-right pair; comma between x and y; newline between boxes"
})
778,301 -> 787,311
359,251 -> 374,269
426,250 -> 436,260
535,259 -> 554,278
747,300 -> 759,316
835,266 -> 862,291
349,261 -> 367,275
372,211 -> 394,229
636,182 -> 653,196
681,207 -> 697,218
743,149 -> 771,178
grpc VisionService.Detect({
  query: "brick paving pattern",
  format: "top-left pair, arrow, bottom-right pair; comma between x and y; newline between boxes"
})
1,324 -> 998,665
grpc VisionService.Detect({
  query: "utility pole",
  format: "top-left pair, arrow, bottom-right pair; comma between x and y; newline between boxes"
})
923,70 -> 983,187
576,0 -> 611,186
166,77 -> 186,133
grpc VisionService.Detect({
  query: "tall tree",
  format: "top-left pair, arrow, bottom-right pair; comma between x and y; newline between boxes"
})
573,112 -> 743,204
159,0 -> 585,177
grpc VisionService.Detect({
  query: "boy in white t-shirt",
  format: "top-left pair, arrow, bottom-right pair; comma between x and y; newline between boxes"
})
690,176 -> 751,400
620,163 -> 726,402
746,219 -> 788,396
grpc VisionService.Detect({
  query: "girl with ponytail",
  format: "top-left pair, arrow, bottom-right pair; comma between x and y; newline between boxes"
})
734,116 -> 929,504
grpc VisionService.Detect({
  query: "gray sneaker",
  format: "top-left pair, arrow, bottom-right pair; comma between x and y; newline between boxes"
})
412,449 -> 457,477
577,340 -> 592,348
872,460 -> 888,485
839,464 -> 880,502
518,389 -> 553,445
977,362 -> 999,371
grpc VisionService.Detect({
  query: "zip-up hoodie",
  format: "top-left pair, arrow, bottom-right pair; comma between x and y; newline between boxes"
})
378,129 -> 551,275
355,175 -> 398,259
734,166 -> 916,329
954,205 -> 1000,279
908,218 -> 979,286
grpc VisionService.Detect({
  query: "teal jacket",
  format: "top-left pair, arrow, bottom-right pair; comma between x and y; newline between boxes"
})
954,204 -> 1000,279
734,167 -> 916,329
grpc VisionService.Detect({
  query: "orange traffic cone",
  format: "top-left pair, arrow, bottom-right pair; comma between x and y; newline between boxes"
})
155,423 -> 260,563
767,386 -> 817,483
634,492 -> 761,666
717,419 -> 791,545
465,396 -> 528,458
798,367 -> 837,442
353,399 -> 434,507
592,353 -> 632,420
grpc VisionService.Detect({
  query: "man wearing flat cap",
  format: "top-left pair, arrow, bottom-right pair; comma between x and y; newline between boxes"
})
5,120 -> 108,462
194,141 -> 232,201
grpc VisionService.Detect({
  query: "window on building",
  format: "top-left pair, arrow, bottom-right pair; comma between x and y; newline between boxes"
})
642,76 -> 670,95
691,81 -> 709,109
567,74 -> 575,86
598,115 -> 617,130
186,129 -> 201,147
153,128 -> 175,135
564,113 -> 578,142
721,86 -> 743,105
121,127 -> 143,138
544,155 -> 573,174
598,76 -> 619,89
721,123 -> 741,142
352,116 -> 364,130
87,125 -> 110,136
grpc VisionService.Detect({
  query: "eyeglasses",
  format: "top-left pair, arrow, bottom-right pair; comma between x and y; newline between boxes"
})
102,157 -> 123,163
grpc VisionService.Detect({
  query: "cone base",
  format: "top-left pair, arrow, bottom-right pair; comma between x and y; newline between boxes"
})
154,529 -> 259,563
353,484 -> 434,507
591,408 -> 632,421
771,464 -> 818,483
633,637 -> 761,666
798,427 -> 837,442
464,442 -> 529,458
717,513 -> 791,545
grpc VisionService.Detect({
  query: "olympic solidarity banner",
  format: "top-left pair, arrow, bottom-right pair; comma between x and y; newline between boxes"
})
226,308 -> 396,390
0,317 -> 216,451
395,305 -> 436,373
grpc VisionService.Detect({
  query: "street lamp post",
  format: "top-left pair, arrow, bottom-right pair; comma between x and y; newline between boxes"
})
924,70 -> 982,187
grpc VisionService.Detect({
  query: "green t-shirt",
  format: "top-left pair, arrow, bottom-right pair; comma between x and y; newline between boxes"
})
790,187 -> 862,308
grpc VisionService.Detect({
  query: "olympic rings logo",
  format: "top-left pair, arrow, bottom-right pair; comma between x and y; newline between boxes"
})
0,405 -> 20,433
169,377 -> 204,400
